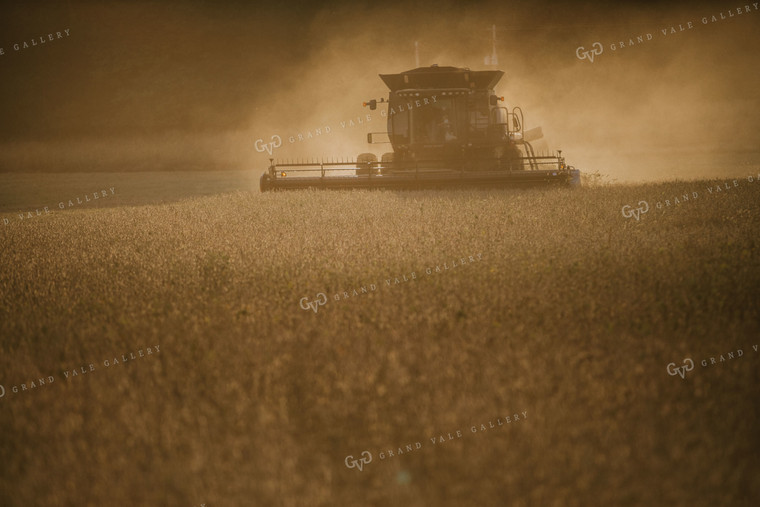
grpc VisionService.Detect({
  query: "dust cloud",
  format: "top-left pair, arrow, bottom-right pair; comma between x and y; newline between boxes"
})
0,0 -> 757,182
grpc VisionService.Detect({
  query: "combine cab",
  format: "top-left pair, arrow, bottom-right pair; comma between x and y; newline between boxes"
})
259,65 -> 580,191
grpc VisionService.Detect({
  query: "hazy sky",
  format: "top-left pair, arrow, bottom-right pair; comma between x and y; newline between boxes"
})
0,0 -> 758,180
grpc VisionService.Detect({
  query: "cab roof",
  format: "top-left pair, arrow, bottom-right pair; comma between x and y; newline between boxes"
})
379,65 -> 504,91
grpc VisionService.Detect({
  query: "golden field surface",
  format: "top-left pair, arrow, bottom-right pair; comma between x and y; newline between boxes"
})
1,172 -> 759,506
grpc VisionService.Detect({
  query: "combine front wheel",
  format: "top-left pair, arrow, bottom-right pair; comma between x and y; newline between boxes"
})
356,153 -> 379,176
260,173 -> 273,192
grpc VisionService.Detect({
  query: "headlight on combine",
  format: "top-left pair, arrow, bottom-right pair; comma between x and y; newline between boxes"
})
281,171 -> 287,177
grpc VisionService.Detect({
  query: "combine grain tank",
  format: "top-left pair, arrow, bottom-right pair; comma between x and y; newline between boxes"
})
259,65 -> 580,191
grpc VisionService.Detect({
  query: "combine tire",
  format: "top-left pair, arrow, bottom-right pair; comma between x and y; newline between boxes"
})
379,152 -> 396,173
260,173 -> 272,192
356,153 -> 379,176
569,169 -> 581,187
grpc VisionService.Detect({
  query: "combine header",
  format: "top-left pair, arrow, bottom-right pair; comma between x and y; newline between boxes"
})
259,65 -> 580,191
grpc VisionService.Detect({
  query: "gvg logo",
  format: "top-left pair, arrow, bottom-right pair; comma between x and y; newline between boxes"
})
300,293 -> 327,313
667,358 -> 694,379
621,201 -> 650,221
344,451 -> 372,472
576,42 -> 603,63
254,135 -> 282,155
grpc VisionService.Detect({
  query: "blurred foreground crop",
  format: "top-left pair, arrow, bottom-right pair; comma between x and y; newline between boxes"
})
1,175 -> 759,506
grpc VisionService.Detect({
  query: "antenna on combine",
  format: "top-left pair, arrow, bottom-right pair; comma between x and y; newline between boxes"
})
414,41 -> 420,68
484,25 -> 498,66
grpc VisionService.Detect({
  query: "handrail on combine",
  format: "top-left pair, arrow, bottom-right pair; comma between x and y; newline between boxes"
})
510,107 -> 525,134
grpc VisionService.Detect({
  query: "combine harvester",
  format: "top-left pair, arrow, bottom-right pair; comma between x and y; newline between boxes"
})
259,65 -> 580,191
